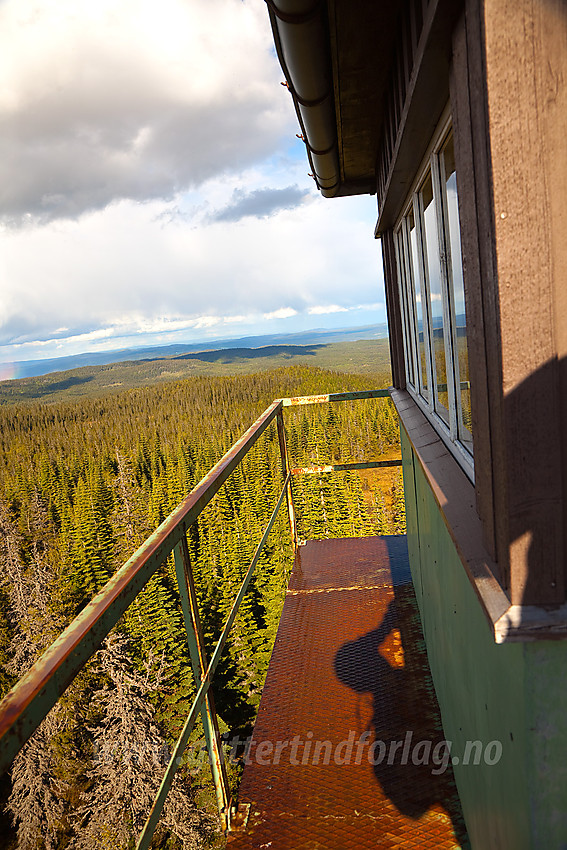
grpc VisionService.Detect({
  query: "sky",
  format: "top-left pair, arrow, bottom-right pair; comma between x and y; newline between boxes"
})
0,0 -> 386,374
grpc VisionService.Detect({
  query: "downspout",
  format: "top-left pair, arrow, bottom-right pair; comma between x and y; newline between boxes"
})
266,0 -> 341,198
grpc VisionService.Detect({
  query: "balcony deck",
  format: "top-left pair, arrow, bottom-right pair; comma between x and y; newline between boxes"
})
228,535 -> 468,850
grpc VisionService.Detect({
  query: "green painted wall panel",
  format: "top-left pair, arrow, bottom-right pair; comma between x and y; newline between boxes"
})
401,430 -> 422,611
524,642 -> 567,845
400,427 -> 531,850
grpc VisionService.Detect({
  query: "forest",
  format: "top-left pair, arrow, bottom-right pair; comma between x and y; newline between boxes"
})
0,339 -> 391,405
0,364 -> 404,849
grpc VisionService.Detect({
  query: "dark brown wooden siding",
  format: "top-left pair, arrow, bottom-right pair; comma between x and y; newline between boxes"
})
478,0 -> 567,605
378,0 -> 567,605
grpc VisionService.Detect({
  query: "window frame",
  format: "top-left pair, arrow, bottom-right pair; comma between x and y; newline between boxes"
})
394,113 -> 474,482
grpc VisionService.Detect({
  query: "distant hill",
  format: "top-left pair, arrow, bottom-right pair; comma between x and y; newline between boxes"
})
0,338 -> 392,405
5,323 -> 388,380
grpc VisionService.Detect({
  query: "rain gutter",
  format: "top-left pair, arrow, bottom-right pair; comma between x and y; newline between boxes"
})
266,0 -> 341,197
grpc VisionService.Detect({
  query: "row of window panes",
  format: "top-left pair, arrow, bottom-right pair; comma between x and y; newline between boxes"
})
395,129 -> 473,464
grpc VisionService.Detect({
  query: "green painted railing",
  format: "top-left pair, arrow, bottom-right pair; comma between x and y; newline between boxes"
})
0,388 -> 400,843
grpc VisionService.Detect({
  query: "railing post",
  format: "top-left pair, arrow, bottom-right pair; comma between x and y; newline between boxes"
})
277,409 -> 298,551
173,536 -> 232,831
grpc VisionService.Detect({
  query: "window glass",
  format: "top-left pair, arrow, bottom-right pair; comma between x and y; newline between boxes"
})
394,123 -> 473,476
400,222 -> 418,388
408,208 -> 429,400
421,174 -> 449,425
442,135 -> 472,453
395,229 -> 416,388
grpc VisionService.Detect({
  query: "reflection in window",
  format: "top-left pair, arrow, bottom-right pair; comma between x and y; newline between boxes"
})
408,210 -> 429,400
395,227 -> 416,388
442,135 -> 472,453
421,174 -> 449,425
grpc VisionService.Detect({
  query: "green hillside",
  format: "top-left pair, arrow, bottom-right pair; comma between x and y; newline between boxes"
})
0,339 -> 391,405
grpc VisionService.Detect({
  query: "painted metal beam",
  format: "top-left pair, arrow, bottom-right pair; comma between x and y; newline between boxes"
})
292,460 -> 402,475
136,474 -> 291,848
281,389 -> 391,406
276,410 -> 298,550
173,537 -> 231,828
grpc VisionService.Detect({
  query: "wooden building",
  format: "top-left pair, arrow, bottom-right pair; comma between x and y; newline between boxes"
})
267,0 -> 567,846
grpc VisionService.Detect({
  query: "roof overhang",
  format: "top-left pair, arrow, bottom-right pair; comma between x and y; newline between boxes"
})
267,0 -> 400,198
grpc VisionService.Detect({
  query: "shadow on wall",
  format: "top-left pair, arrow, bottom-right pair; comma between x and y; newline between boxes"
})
501,357 -> 566,606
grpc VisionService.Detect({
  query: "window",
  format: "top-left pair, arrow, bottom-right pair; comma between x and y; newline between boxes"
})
394,122 -> 473,476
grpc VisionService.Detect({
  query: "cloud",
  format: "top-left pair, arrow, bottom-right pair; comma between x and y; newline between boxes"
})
194,315 -> 221,329
352,302 -> 385,311
0,178 -> 385,358
262,308 -> 298,321
0,2 -> 390,367
0,0 -> 292,225
210,186 -> 309,223
307,304 -> 348,315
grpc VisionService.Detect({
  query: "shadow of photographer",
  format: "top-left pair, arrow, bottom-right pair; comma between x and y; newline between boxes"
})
334,560 -> 466,839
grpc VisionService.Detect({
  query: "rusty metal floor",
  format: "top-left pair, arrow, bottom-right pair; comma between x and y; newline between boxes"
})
227,536 -> 469,850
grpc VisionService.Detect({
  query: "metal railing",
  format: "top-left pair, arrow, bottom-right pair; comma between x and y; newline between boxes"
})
0,389 -> 401,844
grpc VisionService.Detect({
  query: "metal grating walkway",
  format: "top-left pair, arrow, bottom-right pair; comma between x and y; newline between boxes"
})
228,535 -> 468,850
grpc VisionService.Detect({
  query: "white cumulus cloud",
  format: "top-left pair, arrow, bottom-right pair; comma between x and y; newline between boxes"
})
0,0 -> 292,224
308,305 -> 348,315
263,308 -> 298,321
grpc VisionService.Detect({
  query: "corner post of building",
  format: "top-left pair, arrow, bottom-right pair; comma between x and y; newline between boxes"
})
449,0 -> 501,565
380,227 -> 406,390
